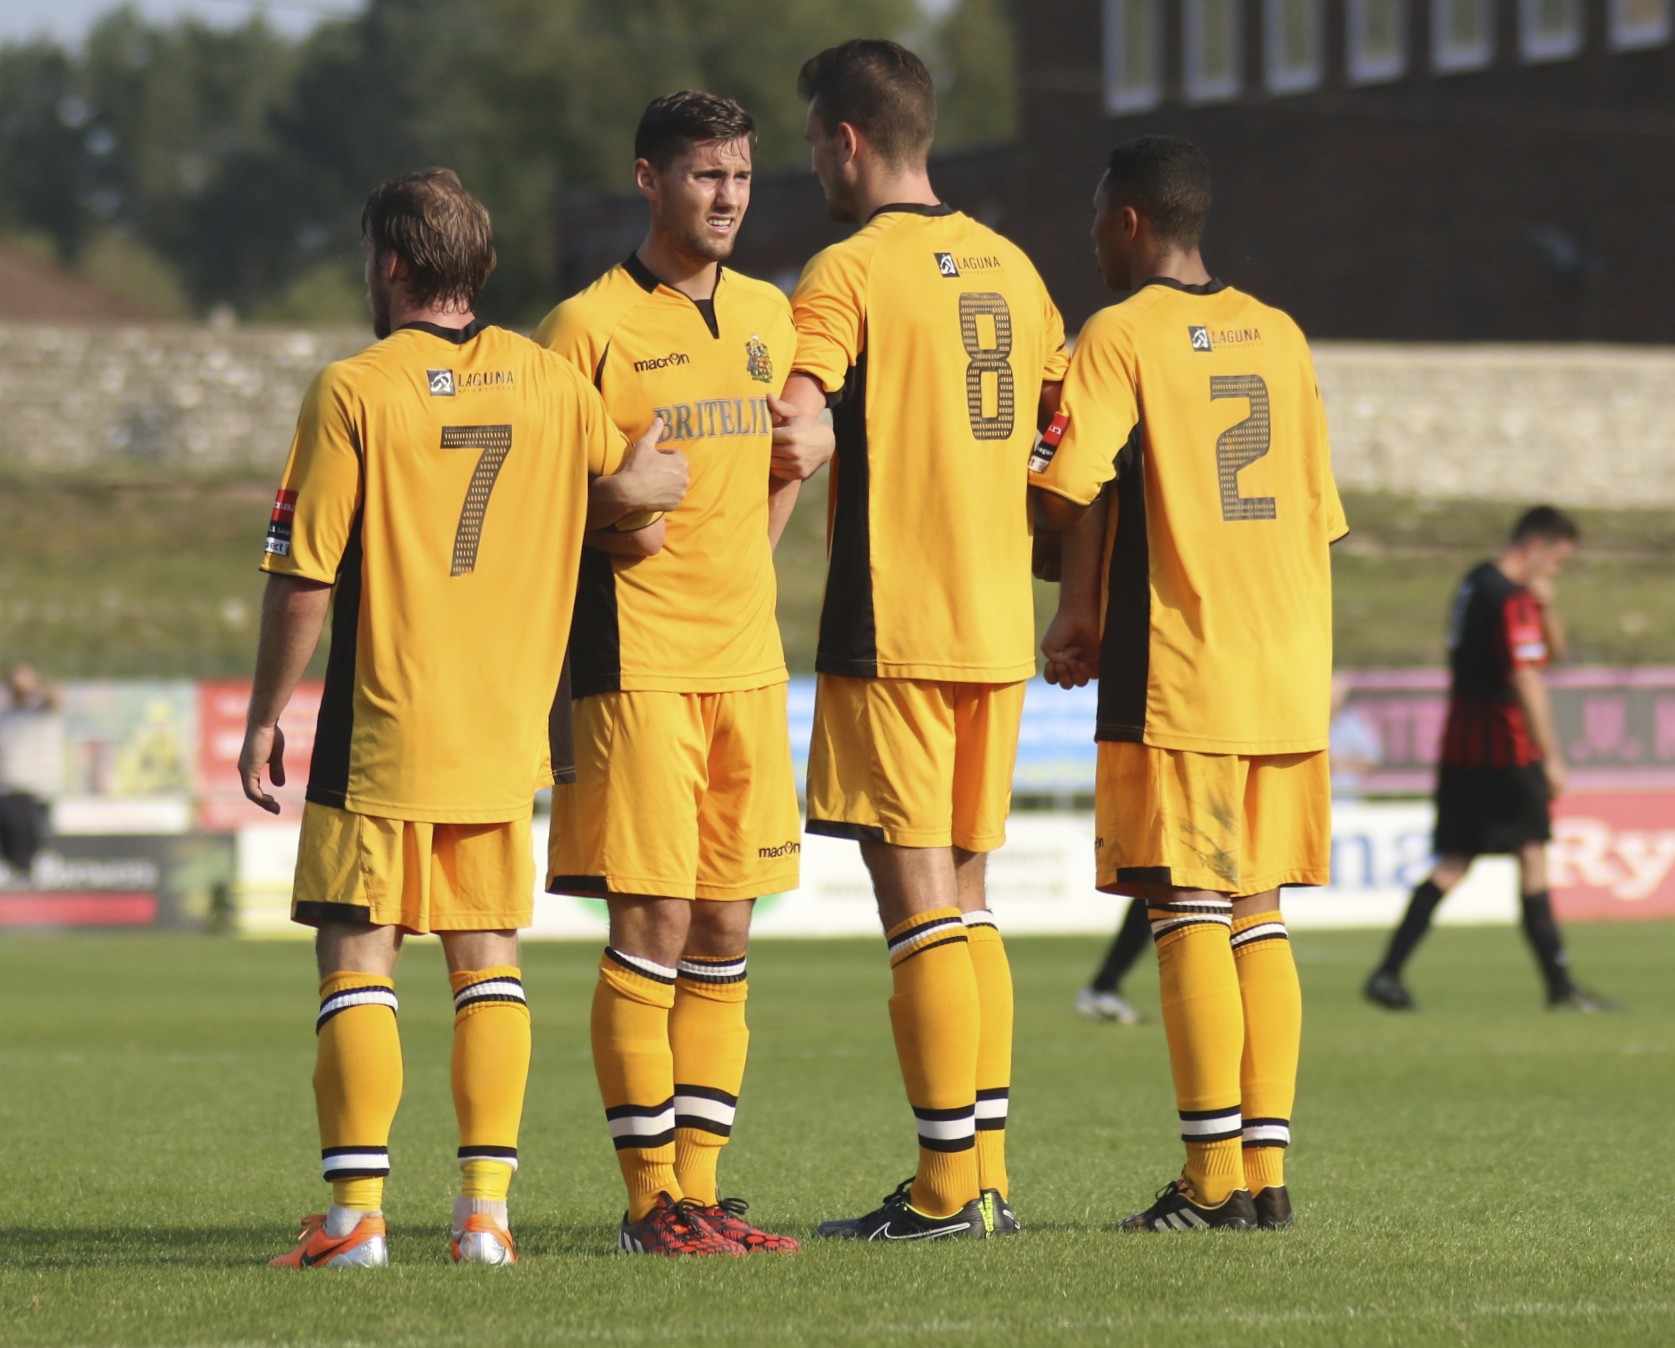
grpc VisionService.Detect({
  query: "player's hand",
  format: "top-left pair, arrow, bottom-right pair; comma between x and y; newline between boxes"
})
239,722 -> 286,814
1033,531 -> 1063,582
619,416 -> 687,511
1544,757 -> 1568,800
768,394 -> 834,481
1042,608 -> 1100,688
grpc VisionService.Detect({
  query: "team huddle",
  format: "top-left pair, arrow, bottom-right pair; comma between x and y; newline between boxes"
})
238,38 -> 1345,1265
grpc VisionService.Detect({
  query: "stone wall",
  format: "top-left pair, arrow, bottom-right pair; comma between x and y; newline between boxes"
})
0,323 -> 1671,506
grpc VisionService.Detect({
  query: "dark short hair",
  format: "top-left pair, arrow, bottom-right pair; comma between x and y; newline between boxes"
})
1100,136 -> 1213,249
634,90 -> 756,170
1511,505 -> 1580,546
797,38 -> 936,167
360,168 -> 495,310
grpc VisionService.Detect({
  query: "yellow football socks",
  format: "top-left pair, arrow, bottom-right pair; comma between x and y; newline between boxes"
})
449,966 -> 528,1205
1231,910 -> 1301,1194
592,948 -> 680,1222
886,908 -> 981,1218
963,910 -> 1013,1200
314,972 -> 402,1214
668,953 -> 750,1208
1149,900 -> 1245,1206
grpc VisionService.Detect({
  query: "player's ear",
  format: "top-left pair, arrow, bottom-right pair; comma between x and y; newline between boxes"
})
836,121 -> 861,163
633,158 -> 658,202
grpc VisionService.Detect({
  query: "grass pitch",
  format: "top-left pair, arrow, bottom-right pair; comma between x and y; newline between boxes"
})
2,923 -> 1672,1346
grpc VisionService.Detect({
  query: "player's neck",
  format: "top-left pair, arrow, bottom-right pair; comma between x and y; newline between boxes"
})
389,293 -> 475,332
636,238 -> 719,303
1140,247 -> 1212,288
1495,547 -> 1531,585
853,165 -> 939,221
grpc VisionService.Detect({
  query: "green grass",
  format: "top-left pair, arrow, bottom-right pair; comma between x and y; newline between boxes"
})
2,925 -> 1672,1345
5,475 -> 1674,678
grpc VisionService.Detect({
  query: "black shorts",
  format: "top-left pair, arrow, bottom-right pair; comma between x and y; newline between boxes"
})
1433,763 -> 1551,857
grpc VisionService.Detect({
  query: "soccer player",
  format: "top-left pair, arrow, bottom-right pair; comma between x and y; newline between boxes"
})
535,91 -> 831,1257
1365,506 -> 1615,1012
1033,136 -> 1346,1233
781,39 -> 1068,1242
240,168 -> 685,1270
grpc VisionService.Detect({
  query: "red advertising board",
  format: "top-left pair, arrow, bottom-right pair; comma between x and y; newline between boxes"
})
196,679 -> 324,831
1551,792 -> 1675,921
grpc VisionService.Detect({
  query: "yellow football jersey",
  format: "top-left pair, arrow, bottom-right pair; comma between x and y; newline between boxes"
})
792,205 -> 1069,682
534,256 -> 794,694
1031,279 -> 1347,754
260,320 -> 628,822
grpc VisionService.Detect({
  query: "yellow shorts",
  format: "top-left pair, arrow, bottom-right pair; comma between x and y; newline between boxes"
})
547,685 -> 800,901
1094,742 -> 1330,898
806,675 -> 1026,852
291,802 -> 534,933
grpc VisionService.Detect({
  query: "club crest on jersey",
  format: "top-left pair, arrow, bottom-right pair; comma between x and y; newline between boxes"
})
935,252 -> 959,278
427,369 -> 456,396
745,335 -> 773,384
1188,326 -> 1212,352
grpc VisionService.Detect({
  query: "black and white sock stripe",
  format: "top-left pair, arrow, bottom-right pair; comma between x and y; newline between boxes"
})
676,956 -> 747,985
321,1145 -> 389,1180
605,1097 -> 675,1151
1178,1105 -> 1242,1144
458,1143 -> 519,1170
1231,920 -> 1290,952
1149,898 -> 1234,943
316,984 -> 397,1033
673,1083 -> 738,1138
913,1103 -> 976,1153
606,947 -> 678,985
1242,1117 -> 1290,1149
962,908 -> 999,933
975,1087 -> 1009,1133
886,913 -> 968,964
453,974 -> 526,1014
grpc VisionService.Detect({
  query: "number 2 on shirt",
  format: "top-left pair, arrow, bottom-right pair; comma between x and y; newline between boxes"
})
1210,374 -> 1276,522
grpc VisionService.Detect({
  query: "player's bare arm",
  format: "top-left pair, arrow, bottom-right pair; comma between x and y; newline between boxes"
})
1040,490 -> 1107,689
1511,663 -> 1567,798
585,414 -> 682,531
769,376 -> 834,481
239,573 -> 332,812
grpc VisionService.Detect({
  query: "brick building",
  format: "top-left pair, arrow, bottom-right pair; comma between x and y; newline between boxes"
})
554,1 -> 1674,342
1017,0 -> 1675,338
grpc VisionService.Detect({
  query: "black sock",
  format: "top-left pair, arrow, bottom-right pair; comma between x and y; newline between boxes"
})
1376,879 -> 1445,977
1519,890 -> 1572,999
1090,898 -> 1152,993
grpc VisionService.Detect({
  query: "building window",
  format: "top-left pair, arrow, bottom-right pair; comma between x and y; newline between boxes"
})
1103,0 -> 1164,113
1348,0 -> 1408,82
1432,0 -> 1494,73
1610,0 -> 1674,49
1265,0 -> 1324,93
1520,0 -> 1584,61
1185,0 -> 1243,102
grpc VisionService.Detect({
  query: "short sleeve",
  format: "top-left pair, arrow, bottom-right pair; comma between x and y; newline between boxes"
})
261,365 -> 363,583
1310,378 -> 1349,543
1504,592 -> 1549,669
533,299 -> 607,384
791,244 -> 867,395
571,367 -> 659,534
1028,307 -> 1139,507
1038,275 -> 1070,384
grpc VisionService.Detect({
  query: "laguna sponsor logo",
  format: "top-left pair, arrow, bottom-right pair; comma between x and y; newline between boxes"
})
459,370 -> 514,388
1189,325 -> 1263,352
757,839 -> 801,859
936,252 -> 1002,277
427,369 -> 456,396
634,351 -> 691,372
